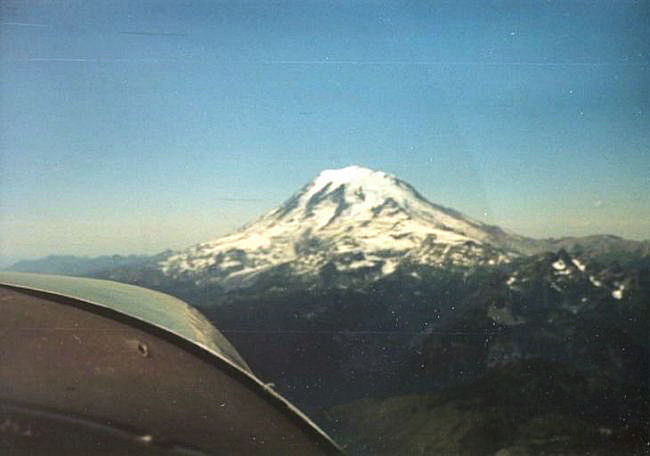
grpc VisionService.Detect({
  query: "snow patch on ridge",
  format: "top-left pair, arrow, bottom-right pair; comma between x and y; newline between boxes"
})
572,258 -> 586,272
552,259 -> 566,270
589,276 -> 603,287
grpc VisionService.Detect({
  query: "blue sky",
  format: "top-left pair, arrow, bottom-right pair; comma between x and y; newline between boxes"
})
1,0 -> 648,262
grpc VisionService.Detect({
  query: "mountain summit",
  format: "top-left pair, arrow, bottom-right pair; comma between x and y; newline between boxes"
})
160,166 -> 522,287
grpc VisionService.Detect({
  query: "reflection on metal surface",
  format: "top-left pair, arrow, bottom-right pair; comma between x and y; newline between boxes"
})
0,272 -> 343,455
0,271 -> 251,371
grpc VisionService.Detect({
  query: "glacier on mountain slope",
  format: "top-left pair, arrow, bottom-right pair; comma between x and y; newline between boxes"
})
160,166 -> 522,286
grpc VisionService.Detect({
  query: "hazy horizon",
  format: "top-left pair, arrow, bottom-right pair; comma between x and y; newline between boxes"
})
1,0 -> 648,262
3,163 -> 648,268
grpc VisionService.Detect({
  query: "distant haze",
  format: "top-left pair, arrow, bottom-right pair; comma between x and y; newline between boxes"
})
1,0 -> 648,261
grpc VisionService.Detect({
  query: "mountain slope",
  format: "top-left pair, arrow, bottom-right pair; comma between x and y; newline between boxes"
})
160,166 -> 525,288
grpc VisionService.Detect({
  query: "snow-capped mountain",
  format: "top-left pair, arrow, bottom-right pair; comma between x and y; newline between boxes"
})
160,166 -> 525,287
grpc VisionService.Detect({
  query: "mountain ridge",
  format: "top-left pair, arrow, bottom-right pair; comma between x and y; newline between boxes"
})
156,166 -> 649,292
